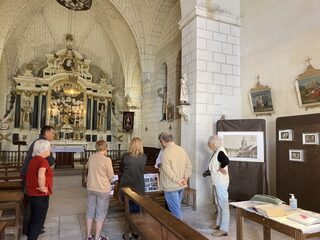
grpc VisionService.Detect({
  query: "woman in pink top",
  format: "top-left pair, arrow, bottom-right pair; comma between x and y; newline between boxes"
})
86,140 -> 114,240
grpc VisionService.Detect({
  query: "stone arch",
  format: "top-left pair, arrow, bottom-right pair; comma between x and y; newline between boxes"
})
175,50 -> 182,118
158,62 -> 168,120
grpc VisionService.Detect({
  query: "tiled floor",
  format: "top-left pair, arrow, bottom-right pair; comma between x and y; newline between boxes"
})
5,175 -> 313,239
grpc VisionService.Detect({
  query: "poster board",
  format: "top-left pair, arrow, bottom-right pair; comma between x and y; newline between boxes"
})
144,173 -> 160,192
217,119 -> 268,201
276,113 -> 320,212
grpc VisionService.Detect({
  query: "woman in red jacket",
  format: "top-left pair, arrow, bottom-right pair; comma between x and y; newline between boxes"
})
26,139 -> 53,240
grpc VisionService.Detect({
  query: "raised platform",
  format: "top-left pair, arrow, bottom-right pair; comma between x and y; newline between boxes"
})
53,168 -> 83,176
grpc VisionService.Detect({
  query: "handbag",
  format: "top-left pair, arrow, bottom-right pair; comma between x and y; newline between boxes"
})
113,180 -> 124,205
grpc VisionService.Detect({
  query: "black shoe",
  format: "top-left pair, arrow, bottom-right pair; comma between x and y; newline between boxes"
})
132,233 -> 139,239
39,229 -> 45,235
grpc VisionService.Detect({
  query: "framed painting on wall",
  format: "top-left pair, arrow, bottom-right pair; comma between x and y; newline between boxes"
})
278,129 -> 293,141
289,149 -> 304,162
218,131 -> 264,162
166,104 -> 174,122
302,133 -> 319,145
295,62 -> 320,108
249,77 -> 274,115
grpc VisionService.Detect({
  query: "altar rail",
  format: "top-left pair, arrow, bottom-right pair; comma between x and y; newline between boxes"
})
0,150 -> 126,167
0,151 -> 27,167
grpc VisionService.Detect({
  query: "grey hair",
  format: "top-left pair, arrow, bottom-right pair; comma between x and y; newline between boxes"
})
159,131 -> 173,143
208,135 -> 223,148
32,139 -> 51,157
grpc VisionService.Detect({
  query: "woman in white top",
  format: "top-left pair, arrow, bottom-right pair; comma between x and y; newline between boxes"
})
207,135 -> 230,237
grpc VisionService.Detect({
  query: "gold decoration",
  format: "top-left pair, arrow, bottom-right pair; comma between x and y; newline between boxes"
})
249,75 -> 274,116
295,58 -> 320,109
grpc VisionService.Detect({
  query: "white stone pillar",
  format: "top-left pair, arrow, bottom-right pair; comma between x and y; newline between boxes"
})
179,5 -> 241,204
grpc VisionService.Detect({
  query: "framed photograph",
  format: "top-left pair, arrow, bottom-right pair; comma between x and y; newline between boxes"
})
249,83 -> 274,115
144,173 -> 160,192
302,133 -> 319,145
167,104 -> 174,122
217,131 -> 264,162
278,129 -> 293,141
295,63 -> 320,107
110,175 -> 119,196
289,149 -> 304,162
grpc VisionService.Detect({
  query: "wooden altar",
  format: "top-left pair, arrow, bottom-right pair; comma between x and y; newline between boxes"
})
51,141 -> 86,169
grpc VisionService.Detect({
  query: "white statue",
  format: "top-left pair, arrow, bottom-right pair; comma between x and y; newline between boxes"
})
180,73 -> 189,104
98,104 -> 106,130
22,100 -> 32,129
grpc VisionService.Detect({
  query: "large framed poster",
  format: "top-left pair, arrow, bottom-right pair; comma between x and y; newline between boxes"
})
218,131 -> 264,162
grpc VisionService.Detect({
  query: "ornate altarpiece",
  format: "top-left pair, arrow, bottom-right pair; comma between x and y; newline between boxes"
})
11,41 -> 116,150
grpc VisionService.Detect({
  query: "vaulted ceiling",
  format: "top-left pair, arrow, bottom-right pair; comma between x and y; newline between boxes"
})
0,0 -> 180,88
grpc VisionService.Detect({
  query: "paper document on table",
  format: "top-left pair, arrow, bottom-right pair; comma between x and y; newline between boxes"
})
287,211 -> 320,226
248,202 -> 292,217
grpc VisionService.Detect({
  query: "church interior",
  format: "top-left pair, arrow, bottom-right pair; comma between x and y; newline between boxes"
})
1,0 -> 320,239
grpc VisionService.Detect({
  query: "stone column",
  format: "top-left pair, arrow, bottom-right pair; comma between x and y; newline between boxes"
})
179,3 -> 241,204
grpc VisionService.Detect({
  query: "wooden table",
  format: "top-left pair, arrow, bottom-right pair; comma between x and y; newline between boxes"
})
51,144 -> 85,169
232,202 -> 320,240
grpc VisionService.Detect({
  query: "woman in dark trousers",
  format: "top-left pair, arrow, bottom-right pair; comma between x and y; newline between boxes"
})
119,137 -> 147,213
26,139 -> 53,240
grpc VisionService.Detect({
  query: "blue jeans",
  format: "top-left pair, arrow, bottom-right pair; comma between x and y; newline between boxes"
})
213,185 -> 230,232
164,189 -> 184,219
129,200 -> 140,213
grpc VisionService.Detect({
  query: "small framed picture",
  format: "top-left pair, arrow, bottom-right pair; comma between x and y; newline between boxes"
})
249,81 -> 274,115
278,129 -> 293,141
302,133 -> 319,145
167,105 -> 174,122
289,149 -> 304,162
144,173 -> 160,192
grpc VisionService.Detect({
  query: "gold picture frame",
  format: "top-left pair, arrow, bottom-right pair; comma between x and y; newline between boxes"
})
249,78 -> 274,115
295,62 -> 320,108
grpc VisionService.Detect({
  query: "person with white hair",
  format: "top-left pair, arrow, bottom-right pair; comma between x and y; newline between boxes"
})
26,139 -> 53,240
207,135 -> 230,237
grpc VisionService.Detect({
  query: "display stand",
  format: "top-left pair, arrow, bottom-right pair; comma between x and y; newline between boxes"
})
276,113 -> 320,212
216,119 -> 268,201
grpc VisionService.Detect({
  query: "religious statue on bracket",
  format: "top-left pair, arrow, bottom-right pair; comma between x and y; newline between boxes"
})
21,100 -> 32,129
97,103 -> 106,131
180,73 -> 190,105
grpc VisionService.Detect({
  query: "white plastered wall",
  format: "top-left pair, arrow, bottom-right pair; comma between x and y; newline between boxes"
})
241,0 -> 320,195
141,1 -> 182,147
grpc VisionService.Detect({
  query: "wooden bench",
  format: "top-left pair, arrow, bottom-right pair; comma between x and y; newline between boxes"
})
122,187 -> 208,240
0,163 -> 21,184
182,187 -> 196,211
0,191 -> 24,240
0,222 -> 5,240
0,181 -> 23,191
0,176 -> 21,182
0,210 -> 4,240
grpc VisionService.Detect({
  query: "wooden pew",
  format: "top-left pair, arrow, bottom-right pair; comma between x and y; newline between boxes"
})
0,163 -> 21,184
0,191 -> 23,240
0,210 -> 4,240
0,181 -> 23,191
122,187 -> 208,240
0,222 -> 5,240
